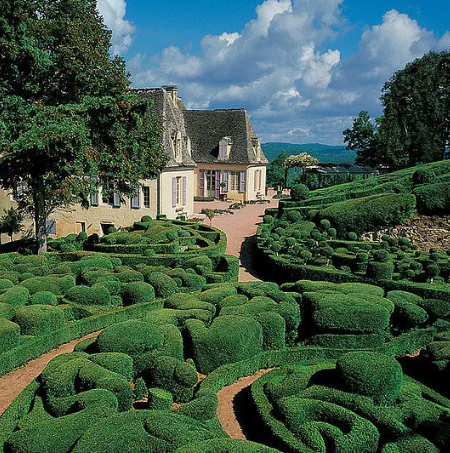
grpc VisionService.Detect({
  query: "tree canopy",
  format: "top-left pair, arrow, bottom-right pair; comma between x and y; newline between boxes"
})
345,51 -> 450,169
0,0 -> 168,253
266,150 -> 289,188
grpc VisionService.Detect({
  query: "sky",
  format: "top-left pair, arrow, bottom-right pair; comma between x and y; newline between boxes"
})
97,0 -> 450,145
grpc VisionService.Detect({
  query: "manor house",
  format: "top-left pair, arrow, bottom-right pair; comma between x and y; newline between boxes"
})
0,86 -> 267,240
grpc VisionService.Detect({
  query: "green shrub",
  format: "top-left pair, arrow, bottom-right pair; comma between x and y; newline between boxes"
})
96,320 -> 164,357
336,351 -> 403,405
0,285 -> 30,307
30,291 -> 58,306
290,184 -> 309,201
89,353 -> 134,380
141,215 -> 152,222
420,299 -> 450,319
197,286 -> 237,305
143,271 -> 178,298
20,275 -> 76,295
319,193 -> 416,236
175,439 -> 281,452
236,281 -> 279,298
0,317 -> 20,353
185,316 -> 263,374
217,294 -> 248,311
165,293 -> 215,315
133,377 -> 148,400
368,261 -> 394,281
148,387 -> 173,410
414,182 -> 450,214
140,356 -> 198,403
122,282 -> 155,305
386,290 -> 423,306
183,256 -> 214,276
176,392 -> 218,421
256,311 -> 286,350
7,406 -> 114,453
0,302 -> 15,320
65,284 -> 111,306
0,279 -> 14,291
114,269 -> 145,283
14,305 -> 65,336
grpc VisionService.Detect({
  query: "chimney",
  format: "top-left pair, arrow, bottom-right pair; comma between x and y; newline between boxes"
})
162,85 -> 178,104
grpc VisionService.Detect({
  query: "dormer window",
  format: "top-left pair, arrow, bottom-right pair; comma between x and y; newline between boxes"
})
252,137 -> 262,161
219,137 -> 232,160
173,131 -> 182,163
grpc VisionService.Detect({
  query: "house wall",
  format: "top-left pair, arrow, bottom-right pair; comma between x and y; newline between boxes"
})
0,178 -> 158,243
246,164 -> 267,201
195,164 -> 267,202
159,168 -> 195,219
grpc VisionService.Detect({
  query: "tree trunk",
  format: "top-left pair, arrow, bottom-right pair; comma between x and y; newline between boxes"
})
32,177 -> 47,255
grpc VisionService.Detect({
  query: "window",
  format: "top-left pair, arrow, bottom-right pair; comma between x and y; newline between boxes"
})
143,186 -> 150,208
77,222 -> 86,233
102,178 -> 114,204
172,176 -> 187,207
230,172 -> 240,191
131,187 -> 140,209
46,220 -> 56,235
101,223 -> 114,236
173,131 -> 182,162
254,170 -> 262,191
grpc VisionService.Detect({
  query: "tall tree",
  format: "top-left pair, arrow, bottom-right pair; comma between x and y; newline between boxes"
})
266,150 -> 289,188
378,51 -> 450,169
343,111 -> 379,166
0,0 -> 167,254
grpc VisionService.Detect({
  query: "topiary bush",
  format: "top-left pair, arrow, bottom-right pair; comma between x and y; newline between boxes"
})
30,291 -> 58,306
13,305 -> 65,336
290,184 -> 309,201
121,282 -> 155,305
143,271 -> 178,299
0,317 -> 20,353
65,284 -> 111,306
336,351 -> 403,405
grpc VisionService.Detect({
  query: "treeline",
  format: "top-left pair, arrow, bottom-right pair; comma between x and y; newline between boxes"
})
344,51 -> 450,169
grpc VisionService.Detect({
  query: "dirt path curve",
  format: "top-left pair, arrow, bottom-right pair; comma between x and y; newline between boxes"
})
193,191 -> 280,282
0,331 -> 100,417
216,369 -> 272,440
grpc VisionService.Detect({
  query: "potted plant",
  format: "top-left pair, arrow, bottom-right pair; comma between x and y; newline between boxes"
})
219,181 -> 227,201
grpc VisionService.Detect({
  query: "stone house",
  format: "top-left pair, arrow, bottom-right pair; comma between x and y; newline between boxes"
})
0,86 -> 267,241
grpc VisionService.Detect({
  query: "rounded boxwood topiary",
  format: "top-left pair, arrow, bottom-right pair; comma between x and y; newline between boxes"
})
0,279 -> 14,291
96,320 -> 164,356
0,318 -> 20,353
290,184 -> 309,201
14,305 -> 65,336
147,387 -> 173,410
337,351 -> 403,405
141,215 -> 153,222
347,232 -> 358,241
30,291 -> 58,306
144,272 -> 178,299
0,285 -> 30,307
122,282 -> 155,305
65,284 -> 111,306
0,302 -> 15,320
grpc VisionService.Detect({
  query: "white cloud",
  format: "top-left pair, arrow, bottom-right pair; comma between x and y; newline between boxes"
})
129,1 -> 450,145
97,0 -> 135,54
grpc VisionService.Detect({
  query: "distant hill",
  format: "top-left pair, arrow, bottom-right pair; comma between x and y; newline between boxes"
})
261,142 -> 356,164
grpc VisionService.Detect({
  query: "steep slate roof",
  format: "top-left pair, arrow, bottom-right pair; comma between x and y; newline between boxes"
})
183,109 -> 268,165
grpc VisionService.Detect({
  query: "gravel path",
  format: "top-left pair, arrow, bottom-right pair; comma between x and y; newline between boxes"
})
216,369 -> 272,439
0,331 -> 100,416
193,192 -> 280,282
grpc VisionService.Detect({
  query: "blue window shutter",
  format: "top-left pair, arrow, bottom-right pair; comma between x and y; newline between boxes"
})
215,171 -> 221,198
240,171 -> 246,192
113,192 -> 121,207
199,171 -> 205,197
131,187 -> 140,208
90,191 -> 99,206
172,178 -> 177,207
182,177 -> 187,205
222,171 -> 229,192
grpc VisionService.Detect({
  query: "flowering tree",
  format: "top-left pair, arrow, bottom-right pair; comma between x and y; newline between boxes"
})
283,153 -> 319,186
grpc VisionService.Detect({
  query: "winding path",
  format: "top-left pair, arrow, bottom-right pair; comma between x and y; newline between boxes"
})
0,195 -> 279,417
216,369 -> 272,439
0,331 -> 100,416
193,191 -> 280,282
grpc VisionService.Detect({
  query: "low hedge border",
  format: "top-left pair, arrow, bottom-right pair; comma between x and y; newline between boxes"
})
256,249 -> 450,302
0,299 -> 163,378
0,380 -> 39,450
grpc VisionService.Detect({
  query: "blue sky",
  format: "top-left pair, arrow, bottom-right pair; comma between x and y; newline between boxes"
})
98,0 -> 450,145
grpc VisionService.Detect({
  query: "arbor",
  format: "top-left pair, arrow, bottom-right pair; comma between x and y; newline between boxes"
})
343,111 -> 379,166
0,0 -> 167,253
283,153 -> 319,186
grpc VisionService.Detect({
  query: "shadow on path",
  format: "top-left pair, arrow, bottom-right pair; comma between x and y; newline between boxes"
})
239,236 -> 262,280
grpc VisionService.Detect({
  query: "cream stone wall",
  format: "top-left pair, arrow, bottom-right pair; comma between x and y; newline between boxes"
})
159,168 -> 195,219
246,165 -> 267,201
194,164 -> 267,202
0,178 -> 158,243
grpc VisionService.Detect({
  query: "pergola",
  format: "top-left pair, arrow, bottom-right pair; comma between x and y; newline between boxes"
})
303,165 -> 379,188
